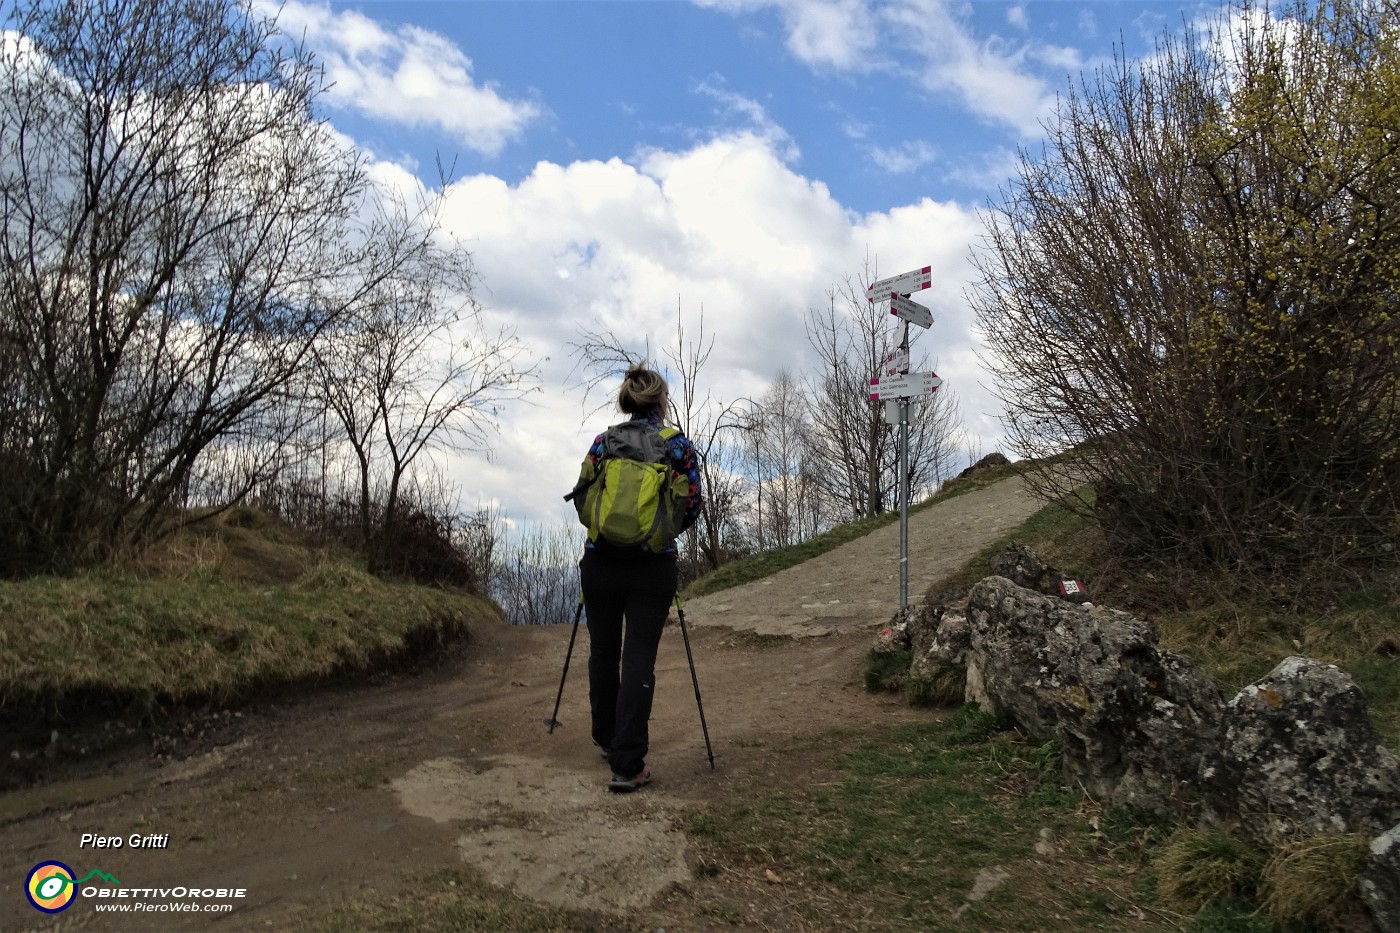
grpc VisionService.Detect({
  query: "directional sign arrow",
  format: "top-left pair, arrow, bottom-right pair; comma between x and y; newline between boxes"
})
889,294 -> 933,329
866,266 -> 931,301
868,371 -> 943,400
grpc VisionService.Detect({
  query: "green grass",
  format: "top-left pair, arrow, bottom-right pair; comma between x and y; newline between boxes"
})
687,706 -> 1364,932
683,460 -> 1027,599
863,648 -> 913,694
0,527 -> 493,715
686,707 -> 1153,932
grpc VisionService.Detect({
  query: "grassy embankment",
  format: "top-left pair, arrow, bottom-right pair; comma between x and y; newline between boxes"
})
0,507 -> 495,732
681,458 -> 1030,599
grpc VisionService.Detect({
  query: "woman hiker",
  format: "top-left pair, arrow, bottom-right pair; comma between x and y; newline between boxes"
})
576,364 -> 703,793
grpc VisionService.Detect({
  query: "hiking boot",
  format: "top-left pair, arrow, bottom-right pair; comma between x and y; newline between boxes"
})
594,742 -> 610,761
607,767 -> 652,794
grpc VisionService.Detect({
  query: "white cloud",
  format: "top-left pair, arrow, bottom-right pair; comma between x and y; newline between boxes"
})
694,76 -> 801,163
700,0 -> 1072,138
870,139 -> 938,174
427,131 -> 1002,525
264,0 -> 540,157
942,145 -> 1022,193
1077,8 -> 1100,39
695,0 -> 881,71
885,2 -> 1056,137
779,0 -> 881,70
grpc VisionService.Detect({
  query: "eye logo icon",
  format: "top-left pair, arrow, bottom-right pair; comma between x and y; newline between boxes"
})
26,861 -> 77,913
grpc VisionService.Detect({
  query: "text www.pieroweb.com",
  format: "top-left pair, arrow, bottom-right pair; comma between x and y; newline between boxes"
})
85,886 -> 245,914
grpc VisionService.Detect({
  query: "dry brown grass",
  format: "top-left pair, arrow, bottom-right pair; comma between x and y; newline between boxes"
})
1259,833 -> 1371,929
1153,826 -> 1265,911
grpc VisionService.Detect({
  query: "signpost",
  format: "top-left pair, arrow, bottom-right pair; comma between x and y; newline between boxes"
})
863,265 -> 940,609
866,266 -> 931,300
869,371 -> 941,399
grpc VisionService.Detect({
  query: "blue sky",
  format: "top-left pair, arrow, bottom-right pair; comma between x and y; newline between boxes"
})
260,0 -> 1221,529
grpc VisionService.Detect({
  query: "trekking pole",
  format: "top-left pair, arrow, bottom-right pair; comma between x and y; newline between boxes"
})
674,595 -> 715,769
545,595 -> 584,733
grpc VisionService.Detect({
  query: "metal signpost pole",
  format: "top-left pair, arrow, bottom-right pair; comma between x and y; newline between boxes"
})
898,317 -> 910,609
899,398 -> 909,607
865,267 -> 938,613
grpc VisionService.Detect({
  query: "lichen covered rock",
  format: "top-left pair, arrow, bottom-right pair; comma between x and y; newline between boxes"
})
1361,823 -> 1400,933
1201,657 -> 1400,845
966,575 -> 1223,815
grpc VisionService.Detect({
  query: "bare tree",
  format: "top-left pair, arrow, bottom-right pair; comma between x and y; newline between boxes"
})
746,369 -> 819,548
972,0 -> 1400,570
311,210 -> 537,575
491,520 -> 584,625
664,309 -> 749,571
0,0 -> 433,572
803,267 -> 966,522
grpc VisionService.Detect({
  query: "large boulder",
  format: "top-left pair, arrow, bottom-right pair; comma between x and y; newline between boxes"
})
987,542 -> 1059,593
874,592 -> 973,705
966,575 -> 1223,816
1362,823 -> 1400,933
986,542 -> 1091,604
955,452 -> 1011,479
1200,657 -> 1400,845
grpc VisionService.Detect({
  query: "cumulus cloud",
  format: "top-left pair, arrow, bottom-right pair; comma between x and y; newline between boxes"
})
429,131 -> 1001,525
263,0 -> 539,157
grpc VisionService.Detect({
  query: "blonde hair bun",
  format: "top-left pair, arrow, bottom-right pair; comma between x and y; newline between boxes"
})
618,365 -> 669,416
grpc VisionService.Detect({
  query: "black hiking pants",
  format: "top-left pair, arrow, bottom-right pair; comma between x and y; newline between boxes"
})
579,547 -> 677,778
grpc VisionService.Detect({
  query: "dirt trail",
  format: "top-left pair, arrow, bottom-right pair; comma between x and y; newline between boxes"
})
685,475 -> 1045,636
1,475 -> 1044,932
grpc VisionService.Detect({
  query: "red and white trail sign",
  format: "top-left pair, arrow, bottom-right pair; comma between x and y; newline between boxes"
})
868,371 -> 942,400
866,266 -> 931,301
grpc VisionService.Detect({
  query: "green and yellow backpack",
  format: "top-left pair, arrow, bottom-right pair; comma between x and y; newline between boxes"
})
565,421 -> 690,553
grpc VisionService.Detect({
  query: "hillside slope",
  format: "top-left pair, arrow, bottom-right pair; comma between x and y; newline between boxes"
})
686,472 -> 1046,636
1,473 -> 1058,933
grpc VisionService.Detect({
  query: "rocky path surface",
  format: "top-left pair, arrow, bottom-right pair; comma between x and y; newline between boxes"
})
1,475 -> 1045,932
